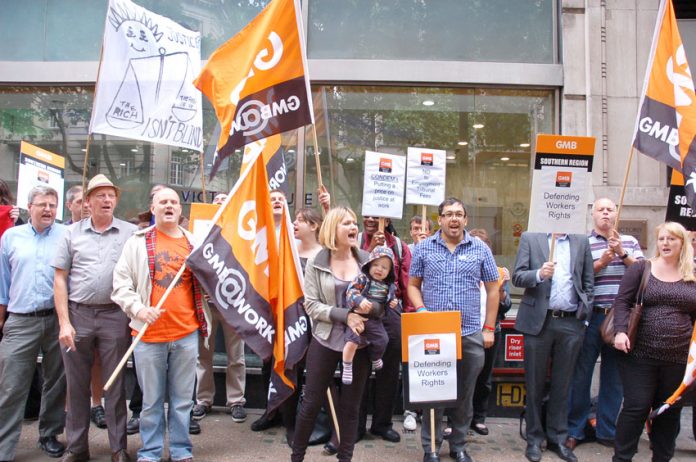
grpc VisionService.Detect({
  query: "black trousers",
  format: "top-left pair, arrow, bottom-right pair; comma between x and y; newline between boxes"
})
472,330 -> 502,424
613,354 -> 685,462
359,308 -> 401,434
129,357 -> 142,415
292,340 -> 370,462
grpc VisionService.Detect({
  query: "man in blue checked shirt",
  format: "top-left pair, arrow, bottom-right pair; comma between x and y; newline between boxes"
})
0,185 -> 67,460
408,197 -> 500,462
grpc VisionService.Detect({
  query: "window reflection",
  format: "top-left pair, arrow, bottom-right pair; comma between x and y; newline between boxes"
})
307,85 -> 554,272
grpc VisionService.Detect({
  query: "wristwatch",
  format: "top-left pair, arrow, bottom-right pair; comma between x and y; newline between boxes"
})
619,252 -> 628,259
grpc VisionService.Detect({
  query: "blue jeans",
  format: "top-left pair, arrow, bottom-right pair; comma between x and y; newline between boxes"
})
567,311 -> 622,441
134,330 -> 198,462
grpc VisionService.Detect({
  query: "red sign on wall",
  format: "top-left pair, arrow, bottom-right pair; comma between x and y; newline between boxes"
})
505,334 -> 524,362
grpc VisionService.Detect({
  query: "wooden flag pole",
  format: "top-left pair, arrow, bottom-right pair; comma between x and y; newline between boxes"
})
615,146 -> 636,225
421,205 -> 427,236
430,408 -> 436,454
199,150 -> 207,203
80,134 -> 93,194
326,387 -> 341,444
548,233 -> 557,263
378,217 -> 385,234
103,263 -> 187,391
311,125 -> 324,190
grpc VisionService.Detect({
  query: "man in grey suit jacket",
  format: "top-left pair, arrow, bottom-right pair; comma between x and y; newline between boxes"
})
512,232 -> 594,462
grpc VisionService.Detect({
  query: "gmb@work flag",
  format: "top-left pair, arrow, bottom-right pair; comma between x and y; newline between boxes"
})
633,0 -> 696,207
267,206 -> 309,412
90,0 -> 203,151
194,0 -> 314,179
186,152 -> 278,360
241,134 -> 291,197
650,321 -> 696,419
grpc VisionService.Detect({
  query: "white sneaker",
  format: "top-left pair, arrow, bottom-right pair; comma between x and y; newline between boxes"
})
403,411 -> 417,431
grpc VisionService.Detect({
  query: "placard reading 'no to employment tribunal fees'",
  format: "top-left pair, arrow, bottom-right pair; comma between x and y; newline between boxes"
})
405,147 -> 446,207
527,135 -> 596,234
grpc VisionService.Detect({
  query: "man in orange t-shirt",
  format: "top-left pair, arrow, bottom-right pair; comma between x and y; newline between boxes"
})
112,188 -> 208,462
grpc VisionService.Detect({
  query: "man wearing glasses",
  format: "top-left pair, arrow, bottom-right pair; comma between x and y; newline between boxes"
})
408,197 -> 500,462
0,185 -> 67,460
54,174 -> 137,462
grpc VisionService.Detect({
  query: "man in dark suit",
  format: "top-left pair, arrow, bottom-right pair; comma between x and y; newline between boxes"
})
512,232 -> 594,462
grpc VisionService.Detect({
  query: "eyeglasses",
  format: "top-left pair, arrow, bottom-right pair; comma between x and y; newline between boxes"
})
31,202 -> 57,210
440,212 -> 466,219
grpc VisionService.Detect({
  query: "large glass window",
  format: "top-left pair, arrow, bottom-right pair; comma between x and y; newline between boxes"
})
306,85 -> 555,270
308,0 -> 555,63
0,86 -> 246,220
0,0 -> 271,61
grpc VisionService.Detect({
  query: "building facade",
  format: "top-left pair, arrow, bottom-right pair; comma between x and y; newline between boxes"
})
1,0 -> 694,272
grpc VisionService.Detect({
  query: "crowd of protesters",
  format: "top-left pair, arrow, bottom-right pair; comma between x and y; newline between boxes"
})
0,174 -> 695,462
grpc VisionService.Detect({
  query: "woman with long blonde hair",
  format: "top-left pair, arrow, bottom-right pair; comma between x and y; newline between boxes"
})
612,222 -> 696,461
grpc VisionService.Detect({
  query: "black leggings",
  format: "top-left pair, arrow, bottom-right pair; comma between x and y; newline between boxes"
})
613,354 -> 685,462
291,340 -> 370,462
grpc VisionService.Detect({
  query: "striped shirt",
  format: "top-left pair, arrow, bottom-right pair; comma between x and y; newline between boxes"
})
410,230 -> 498,336
589,229 -> 644,307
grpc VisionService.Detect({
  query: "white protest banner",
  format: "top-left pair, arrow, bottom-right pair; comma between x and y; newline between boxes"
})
362,151 -> 406,219
16,141 -> 65,221
407,334 -> 457,402
527,135 -> 595,234
90,0 -> 203,151
401,311 -> 461,409
405,147 -> 446,206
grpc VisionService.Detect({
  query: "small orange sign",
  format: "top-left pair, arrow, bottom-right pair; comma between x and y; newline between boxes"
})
401,311 -> 462,361
379,157 -> 393,173
420,152 -> 433,166
555,171 -> 572,187
424,339 -> 440,355
536,134 -> 596,156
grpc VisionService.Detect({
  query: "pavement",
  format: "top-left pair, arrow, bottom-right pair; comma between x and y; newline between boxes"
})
12,407 -> 696,461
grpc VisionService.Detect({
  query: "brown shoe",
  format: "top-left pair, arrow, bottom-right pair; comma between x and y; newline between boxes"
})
111,449 -> 132,462
61,451 -> 90,462
565,437 -> 578,450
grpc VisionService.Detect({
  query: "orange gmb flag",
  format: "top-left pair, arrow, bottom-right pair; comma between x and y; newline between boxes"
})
240,134 -> 291,196
186,151 -> 279,360
633,0 -> 696,206
650,321 -> 696,419
268,206 -> 309,411
194,0 -> 313,179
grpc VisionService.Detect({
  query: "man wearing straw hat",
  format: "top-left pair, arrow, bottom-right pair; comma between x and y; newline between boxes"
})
112,186 -> 209,462
54,174 -> 137,462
